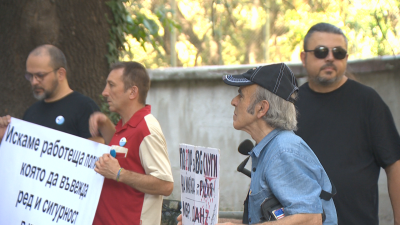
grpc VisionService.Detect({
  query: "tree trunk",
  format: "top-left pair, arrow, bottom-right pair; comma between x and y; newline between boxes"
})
0,0 -> 112,118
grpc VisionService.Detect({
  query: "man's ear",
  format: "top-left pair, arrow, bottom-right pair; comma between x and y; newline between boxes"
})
129,86 -> 139,100
300,51 -> 306,67
57,67 -> 67,81
257,100 -> 269,118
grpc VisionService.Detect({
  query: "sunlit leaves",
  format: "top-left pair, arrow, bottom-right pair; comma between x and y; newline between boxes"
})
117,0 -> 400,68
106,0 -> 179,65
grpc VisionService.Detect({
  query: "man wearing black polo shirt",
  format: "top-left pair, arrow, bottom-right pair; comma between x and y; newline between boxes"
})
0,44 -> 102,143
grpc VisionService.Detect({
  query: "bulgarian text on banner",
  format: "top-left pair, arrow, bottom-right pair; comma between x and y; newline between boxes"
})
0,118 -> 110,225
180,144 -> 220,225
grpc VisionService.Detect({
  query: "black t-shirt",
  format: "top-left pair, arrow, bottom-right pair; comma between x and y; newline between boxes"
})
295,79 -> 400,225
23,91 -> 100,139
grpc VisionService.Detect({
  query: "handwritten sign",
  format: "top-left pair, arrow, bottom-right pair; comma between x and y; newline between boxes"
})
0,118 -> 110,225
180,144 -> 220,225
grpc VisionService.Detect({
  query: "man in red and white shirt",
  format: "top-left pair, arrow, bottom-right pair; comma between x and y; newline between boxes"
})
90,61 -> 174,225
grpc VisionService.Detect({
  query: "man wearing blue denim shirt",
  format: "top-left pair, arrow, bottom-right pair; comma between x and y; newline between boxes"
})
221,63 -> 337,225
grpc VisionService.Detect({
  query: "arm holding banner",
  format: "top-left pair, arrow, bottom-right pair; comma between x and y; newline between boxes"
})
95,154 -> 173,196
89,112 -> 116,145
0,115 -> 11,143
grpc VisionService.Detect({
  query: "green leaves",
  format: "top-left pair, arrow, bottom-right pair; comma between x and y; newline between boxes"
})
105,0 -> 180,65
105,0 -> 400,68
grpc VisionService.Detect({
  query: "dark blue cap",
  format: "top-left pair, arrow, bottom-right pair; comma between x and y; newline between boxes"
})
222,63 -> 298,103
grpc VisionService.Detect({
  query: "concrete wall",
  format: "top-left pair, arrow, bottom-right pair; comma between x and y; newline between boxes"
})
146,56 -> 400,223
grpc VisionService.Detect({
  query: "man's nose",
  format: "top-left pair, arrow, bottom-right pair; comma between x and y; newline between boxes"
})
231,96 -> 238,106
31,76 -> 40,86
325,49 -> 335,61
102,87 -> 108,97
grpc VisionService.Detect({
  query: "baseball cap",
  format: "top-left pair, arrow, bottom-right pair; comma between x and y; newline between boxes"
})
222,63 -> 298,103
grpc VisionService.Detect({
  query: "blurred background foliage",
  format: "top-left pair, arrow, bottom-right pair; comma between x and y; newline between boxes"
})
115,0 -> 400,68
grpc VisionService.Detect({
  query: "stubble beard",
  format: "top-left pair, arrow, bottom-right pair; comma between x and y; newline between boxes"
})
313,73 -> 339,86
32,78 -> 59,101
312,63 -> 343,86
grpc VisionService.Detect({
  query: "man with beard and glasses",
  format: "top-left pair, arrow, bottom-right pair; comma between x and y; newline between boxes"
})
0,44 -> 103,143
295,22 -> 400,225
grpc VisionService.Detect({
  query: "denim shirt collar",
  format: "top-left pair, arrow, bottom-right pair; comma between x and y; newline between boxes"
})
251,128 -> 283,158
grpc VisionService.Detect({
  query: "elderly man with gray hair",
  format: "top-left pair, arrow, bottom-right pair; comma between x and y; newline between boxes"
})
222,63 -> 337,225
178,63 -> 337,225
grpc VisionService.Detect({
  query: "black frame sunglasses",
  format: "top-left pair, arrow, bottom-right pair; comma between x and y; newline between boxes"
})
304,46 -> 347,60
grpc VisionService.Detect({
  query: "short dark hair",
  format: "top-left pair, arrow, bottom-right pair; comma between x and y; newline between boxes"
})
303,23 -> 348,50
111,61 -> 150,104
29,44 -> 68,72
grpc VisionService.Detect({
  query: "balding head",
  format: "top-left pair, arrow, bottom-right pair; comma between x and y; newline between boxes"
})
26,45 -> 71,101
29,44 -> 68,73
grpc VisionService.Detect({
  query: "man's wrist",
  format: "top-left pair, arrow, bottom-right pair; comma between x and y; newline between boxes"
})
116,168 -> 123,182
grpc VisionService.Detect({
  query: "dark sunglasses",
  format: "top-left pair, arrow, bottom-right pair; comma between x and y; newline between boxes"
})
304,46 -> 347,60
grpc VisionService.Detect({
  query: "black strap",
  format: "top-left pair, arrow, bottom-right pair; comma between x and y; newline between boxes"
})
242,191 -> 249,224
242,181 -> 336,223
319,182 -> 337,201
319,181 -> 336,223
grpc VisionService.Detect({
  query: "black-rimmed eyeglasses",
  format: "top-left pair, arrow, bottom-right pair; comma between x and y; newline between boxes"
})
25,68 -> 60,82
304,46 -> 347,60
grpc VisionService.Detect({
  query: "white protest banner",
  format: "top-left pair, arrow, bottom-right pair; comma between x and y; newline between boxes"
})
180,144 -> 220,225
0,118 -> 110,225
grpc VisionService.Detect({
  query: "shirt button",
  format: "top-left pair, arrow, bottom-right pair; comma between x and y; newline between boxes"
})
252,168 -> 256,172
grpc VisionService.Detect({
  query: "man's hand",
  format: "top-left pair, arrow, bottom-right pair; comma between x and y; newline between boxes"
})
0,115 -> 11,141
89,112 -> 108,137
89,112 -> 115,144
94,153 -> 121,180
177,214 -> 182,225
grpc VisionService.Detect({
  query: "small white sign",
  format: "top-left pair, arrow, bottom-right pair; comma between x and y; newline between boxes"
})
0,118 -> 110,225
179,144 -> 220,225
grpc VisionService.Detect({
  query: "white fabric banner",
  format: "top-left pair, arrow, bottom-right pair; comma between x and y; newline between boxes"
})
179,144 -> 220,225
0,118 -> 110,225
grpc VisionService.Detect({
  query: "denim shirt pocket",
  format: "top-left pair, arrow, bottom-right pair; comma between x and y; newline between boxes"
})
248,188 -> 272,224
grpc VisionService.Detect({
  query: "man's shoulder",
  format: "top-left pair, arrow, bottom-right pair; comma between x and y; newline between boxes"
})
124,113 -> 162,137
259,131 -> 322,172
134,114 -> 166,146
264,130 -> 303,153
143,114 -> 163,135
63,92 -> 100,111
298,82 -> 310,91
346,79 -> 374,91
66,91 -> 98,104
274,130 -> 303,147
271,131 -> 314,154
298,79 -> 379,97
344,79 -> 383,102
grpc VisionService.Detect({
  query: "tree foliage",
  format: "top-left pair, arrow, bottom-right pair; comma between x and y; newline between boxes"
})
121,0 -> 400,68
106,0 -> 180,64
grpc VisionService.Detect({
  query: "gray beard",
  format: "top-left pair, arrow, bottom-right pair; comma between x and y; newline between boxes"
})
33,92 -> 46,100
32,78 -> 59,101
313,75 -> 339,86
